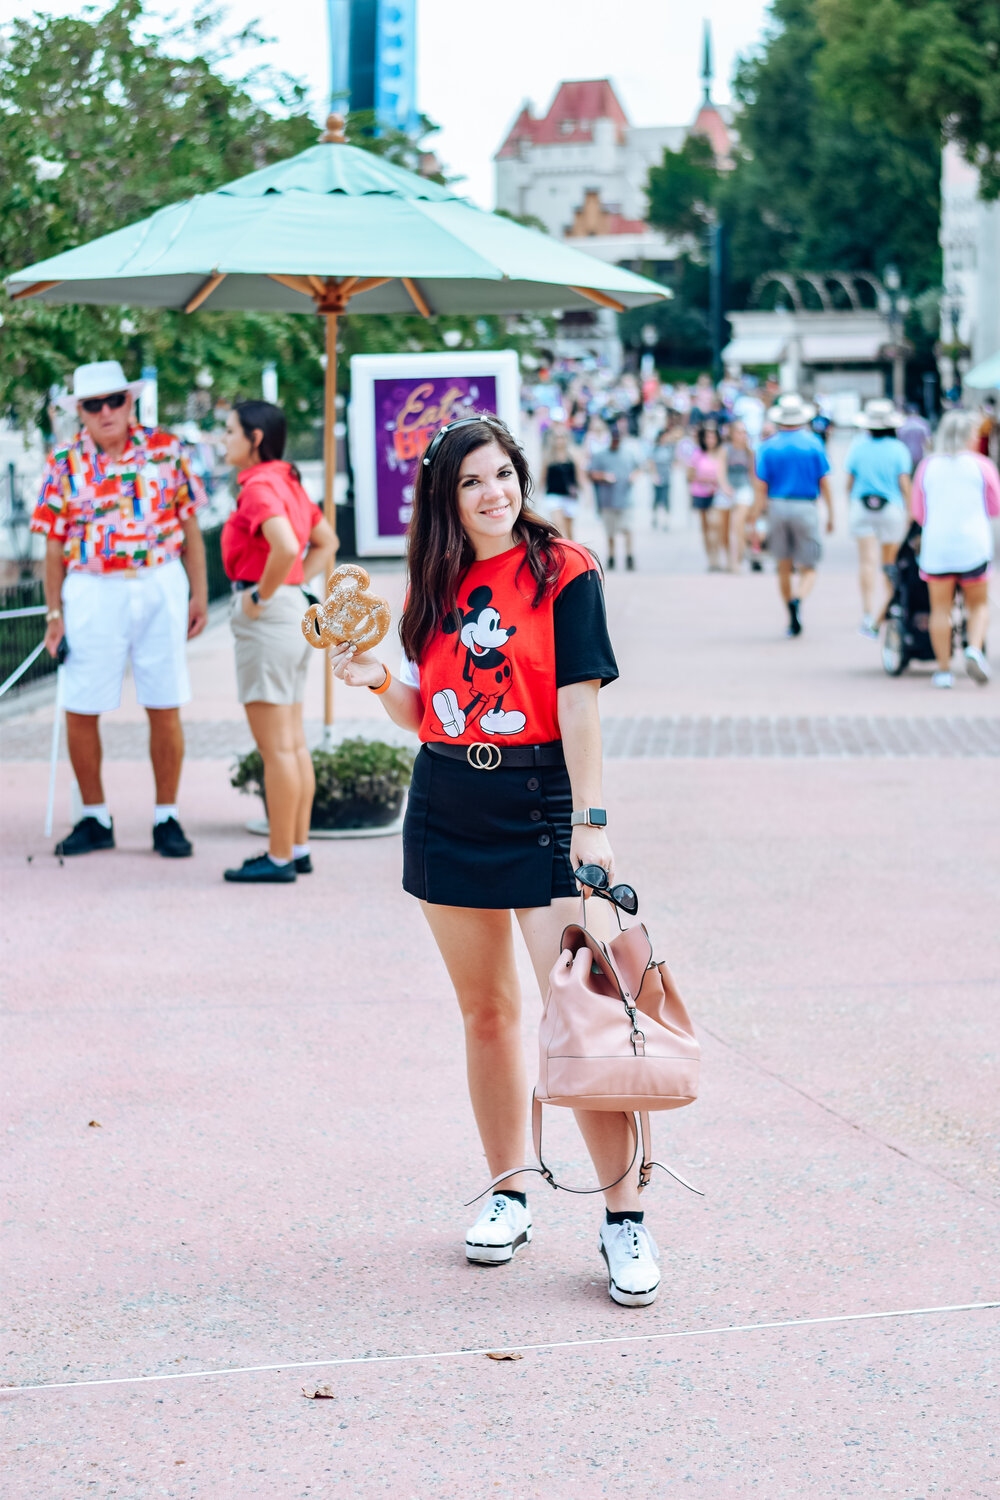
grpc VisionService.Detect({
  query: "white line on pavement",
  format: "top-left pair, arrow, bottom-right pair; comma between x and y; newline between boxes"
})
4,1300 -> 997,1396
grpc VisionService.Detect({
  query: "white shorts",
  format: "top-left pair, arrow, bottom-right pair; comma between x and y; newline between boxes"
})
848,499 -> 908,544
61,560 -> 191,714
714,484 -> 754,512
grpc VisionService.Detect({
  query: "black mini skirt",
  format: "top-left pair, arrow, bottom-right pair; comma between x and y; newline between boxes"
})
402,742 -> 578,909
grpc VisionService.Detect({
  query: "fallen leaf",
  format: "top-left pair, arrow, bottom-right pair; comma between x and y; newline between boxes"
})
301,1384 -> 336,1399
87,1121 -> 102,1128
485,1351 -> 523,1361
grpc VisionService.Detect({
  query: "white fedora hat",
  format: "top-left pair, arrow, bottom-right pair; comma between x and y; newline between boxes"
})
56,360 -> 146,413
767,392 -> 817,426
856,397 -> 905,429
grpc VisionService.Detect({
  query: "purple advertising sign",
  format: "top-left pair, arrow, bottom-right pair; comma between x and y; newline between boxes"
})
372,374 -> 498,538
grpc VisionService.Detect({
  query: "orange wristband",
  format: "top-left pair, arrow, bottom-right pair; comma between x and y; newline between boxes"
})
368,665 -> 391,695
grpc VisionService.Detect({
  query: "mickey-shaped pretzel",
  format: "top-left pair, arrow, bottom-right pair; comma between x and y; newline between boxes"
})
301,563 -> 391,653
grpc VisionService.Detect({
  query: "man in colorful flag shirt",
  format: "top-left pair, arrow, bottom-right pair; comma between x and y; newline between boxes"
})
32,360 -> 209,858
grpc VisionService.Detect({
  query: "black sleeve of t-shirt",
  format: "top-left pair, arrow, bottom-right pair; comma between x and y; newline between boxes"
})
553,567 -> 619,688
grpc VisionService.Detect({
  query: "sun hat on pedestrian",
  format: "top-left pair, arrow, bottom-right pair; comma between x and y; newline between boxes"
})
767,392 -> 817,426
856,397 -> 905,429
56,360 -> 146,413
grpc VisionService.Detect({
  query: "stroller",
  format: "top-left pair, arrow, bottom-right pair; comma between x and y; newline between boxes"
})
881,521 -> 967,676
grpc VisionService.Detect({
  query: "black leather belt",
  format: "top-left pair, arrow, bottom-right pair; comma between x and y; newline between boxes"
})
425,740 -> 565,771
231,580 -> 257,591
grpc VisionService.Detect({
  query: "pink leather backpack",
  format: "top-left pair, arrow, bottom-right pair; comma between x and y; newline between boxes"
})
470,899 -> 703,1203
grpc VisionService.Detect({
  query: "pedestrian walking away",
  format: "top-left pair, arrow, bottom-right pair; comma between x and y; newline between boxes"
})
910,410 -> 1000,688
687,424 -> 731,571
588,425 -> 641,571
845,398 -> 912,637
649,419 -> 683,529
331,413 -> 664,1307
220,400 -> 337,883
751,393 -> 834,636
898,403 -> 932,471
540,423 -> 582,539
722,421 -> 756,570
31,359 -> 208,857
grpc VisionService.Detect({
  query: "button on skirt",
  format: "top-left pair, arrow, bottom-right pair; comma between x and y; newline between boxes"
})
402,744 -> 577,908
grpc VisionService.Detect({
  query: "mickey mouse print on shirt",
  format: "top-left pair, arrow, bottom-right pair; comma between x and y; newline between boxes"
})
431,586 -> 527,737
412,539 -> 619,749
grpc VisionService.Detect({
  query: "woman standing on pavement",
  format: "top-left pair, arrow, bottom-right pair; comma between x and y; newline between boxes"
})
845,399 -> 912,637
911,410 -> 1000,688
331,415 -> 664,1308
721,420 -> 756,570
687,424 -> 731,570
221,400 -> 337,883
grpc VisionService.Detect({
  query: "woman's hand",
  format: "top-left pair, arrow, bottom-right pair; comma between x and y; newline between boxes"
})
329,641 -> 387,689
241,590 -> 263,621
570,826 -> 614,893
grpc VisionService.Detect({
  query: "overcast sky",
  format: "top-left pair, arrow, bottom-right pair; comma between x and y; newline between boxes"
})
4,0 -> 772,206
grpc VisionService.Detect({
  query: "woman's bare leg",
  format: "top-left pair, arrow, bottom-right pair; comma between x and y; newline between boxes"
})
516,900 -> 640,1213
962,578 -> 990,651
290,701 -> 314,845
879,540 -> 900,622
857,534 -> 879,617
420,902 -> 528,1193
927,578 -> 957,671
244,701 -> 301,861
729,505 -> 748,569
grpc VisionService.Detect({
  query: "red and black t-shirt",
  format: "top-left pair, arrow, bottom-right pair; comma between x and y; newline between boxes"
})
401,540 -> 618,746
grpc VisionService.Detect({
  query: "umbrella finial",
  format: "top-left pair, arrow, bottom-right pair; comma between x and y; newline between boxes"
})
320,113 -> 346,144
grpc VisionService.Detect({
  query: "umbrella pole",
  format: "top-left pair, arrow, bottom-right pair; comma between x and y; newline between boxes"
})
322,309 -> 338,746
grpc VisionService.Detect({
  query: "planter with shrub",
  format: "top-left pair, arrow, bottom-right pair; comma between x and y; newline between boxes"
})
230,737 -> 415,833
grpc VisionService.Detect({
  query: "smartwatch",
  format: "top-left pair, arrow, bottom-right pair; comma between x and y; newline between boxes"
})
570,808 -> 608,828
250,588 -> 262,607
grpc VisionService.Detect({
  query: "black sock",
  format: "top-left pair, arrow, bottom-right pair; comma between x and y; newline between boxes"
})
606,1208 -> 643,1226
495,1189 -> 527,1208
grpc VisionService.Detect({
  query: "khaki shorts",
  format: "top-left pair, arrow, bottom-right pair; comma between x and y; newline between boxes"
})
767,499 -> 822,568
848,498 -> 908,545
230,585 -> 312,705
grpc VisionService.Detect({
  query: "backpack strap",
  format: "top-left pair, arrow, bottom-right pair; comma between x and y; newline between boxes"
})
465,1098 -> 704,1206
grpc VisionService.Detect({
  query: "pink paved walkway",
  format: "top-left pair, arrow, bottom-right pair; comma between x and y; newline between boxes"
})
2,508 -> 998,1497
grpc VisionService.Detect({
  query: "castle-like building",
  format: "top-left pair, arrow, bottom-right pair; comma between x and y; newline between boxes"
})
493,24 -> 732,278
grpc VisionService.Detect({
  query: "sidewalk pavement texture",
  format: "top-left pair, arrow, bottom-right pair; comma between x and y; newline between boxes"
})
2,492 -> 998,1498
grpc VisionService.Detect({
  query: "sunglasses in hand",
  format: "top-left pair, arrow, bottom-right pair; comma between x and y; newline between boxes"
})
80,392 -> 128,414
574,864 -> 638,916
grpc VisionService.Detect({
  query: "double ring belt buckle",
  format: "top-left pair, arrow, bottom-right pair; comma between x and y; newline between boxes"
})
466,742 -> 502,771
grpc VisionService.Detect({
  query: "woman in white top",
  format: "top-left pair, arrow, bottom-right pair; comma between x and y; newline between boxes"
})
911,410 -> 1000,687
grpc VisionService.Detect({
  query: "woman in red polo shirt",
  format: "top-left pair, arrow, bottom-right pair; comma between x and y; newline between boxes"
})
330,415 -> 663,1310
221,401 -> 336,884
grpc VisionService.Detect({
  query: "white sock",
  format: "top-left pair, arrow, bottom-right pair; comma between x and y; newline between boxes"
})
153,804 -> 179,826
83,803 -> 112,829
269,854 -> 291,867
292,843 -> 310,859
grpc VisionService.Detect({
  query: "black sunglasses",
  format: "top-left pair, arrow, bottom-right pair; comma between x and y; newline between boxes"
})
421,414 -> 510,468
574,864 -> 639,916
80,392 -> 128,414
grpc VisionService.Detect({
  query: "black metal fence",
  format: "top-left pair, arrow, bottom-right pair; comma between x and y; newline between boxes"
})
0,524 -> 230,701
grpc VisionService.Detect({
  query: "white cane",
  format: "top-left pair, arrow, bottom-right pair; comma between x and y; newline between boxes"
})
44,664 -> 63,838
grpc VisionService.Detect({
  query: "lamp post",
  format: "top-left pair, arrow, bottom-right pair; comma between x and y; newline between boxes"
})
882,263 -> 909,406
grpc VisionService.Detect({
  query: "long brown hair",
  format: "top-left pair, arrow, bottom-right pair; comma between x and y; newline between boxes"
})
400,415 -> 563,662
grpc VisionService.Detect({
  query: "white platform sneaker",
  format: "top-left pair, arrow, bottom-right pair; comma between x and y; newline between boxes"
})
465,1194 -> 532,1265
599,1218 -> 661,1307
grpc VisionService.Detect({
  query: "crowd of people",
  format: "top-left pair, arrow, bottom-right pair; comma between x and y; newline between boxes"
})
526,366 -> 999,658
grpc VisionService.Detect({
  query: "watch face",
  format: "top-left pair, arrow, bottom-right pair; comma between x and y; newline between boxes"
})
591,809 -> 607,827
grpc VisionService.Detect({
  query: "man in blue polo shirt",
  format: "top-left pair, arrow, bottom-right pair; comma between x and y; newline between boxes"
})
751,393 -> 834,636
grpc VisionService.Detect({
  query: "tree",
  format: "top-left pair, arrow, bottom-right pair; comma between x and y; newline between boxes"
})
646,134 -> 722,245
719,0 -> 942,304
815,0 -> 1000,199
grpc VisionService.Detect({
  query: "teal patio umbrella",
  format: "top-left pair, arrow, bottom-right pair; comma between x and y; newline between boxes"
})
7,114 -> 668,723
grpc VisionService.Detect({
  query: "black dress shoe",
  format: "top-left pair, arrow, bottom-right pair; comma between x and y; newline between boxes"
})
55,816 -> 115,857
224,853 -> 297,884
294,853 -> 313,874
153,816 -> 193,858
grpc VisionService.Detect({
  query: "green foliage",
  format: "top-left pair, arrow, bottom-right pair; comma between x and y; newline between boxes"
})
719,0 -> 942,301
231,738 -> 414,805
645,134 -> 722,244
815,0 -> 1000,200
618,259 -> 712,370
